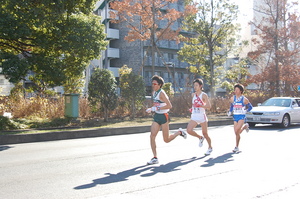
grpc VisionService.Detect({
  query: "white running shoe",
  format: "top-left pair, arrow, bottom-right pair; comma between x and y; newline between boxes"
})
147,157 -> 159,165
199,137 -> 205,147
205,148 -> 213,155
179,128 -> 187,139
245,123 -> 249,133
233,147 -> 239,153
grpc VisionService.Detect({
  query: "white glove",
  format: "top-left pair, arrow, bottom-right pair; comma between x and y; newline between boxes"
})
151,106 -> 157,112
227,111 -> 232,117
146,107 -> 158,113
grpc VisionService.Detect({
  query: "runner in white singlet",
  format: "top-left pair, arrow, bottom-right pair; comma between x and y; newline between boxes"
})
183,78 -> 213,156
145,75 -> 187,165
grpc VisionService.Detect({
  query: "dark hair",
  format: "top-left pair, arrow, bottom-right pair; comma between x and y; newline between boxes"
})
152,75 -> 164,88
193,78 -> 204,90
234,83 -> 244,94
193,78 -> 203,86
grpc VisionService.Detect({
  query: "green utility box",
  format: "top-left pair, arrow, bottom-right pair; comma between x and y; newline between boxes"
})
64,94 -> 79,118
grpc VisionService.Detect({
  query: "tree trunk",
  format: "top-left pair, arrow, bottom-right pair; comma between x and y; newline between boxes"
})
150,2 -> 156,101
131,100 -> 136,120
151,1 -> 156,77
104,106 -> 108,122
274,0 -> 281,97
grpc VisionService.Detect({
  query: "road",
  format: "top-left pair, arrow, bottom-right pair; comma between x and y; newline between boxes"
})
1,124 -> 300,199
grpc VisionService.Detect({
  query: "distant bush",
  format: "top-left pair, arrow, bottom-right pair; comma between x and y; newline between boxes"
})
0,116 -> 24,131
245,90 -> 271,106
0,89 -> 275,131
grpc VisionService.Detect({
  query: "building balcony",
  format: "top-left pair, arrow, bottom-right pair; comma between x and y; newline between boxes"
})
107,48 -> 120,58
100,8 -> 118,23
107,28 -> 119,40
144,57 -> 189,68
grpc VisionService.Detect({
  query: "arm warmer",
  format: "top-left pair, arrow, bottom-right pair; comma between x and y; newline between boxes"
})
247,103 -> 253,112
229,103 -> 234,112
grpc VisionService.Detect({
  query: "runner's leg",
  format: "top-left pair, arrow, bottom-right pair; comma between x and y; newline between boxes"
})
161,122 -> 181,143
200,121 -> 212,149
234,120 -> 244,147
150,122 -> 160,157
186,120 -> 202,139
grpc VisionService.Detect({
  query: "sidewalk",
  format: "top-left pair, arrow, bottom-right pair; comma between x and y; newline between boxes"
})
0,116 -> 232,145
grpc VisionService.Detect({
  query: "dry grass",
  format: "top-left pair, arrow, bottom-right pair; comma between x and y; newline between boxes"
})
0,94 -> 231,133
1,94 -> 231,119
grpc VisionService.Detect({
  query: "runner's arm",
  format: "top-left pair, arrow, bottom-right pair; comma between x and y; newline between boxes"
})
244,97 -> 253,112
202,93 -> 211,109
158,92 -> 172,110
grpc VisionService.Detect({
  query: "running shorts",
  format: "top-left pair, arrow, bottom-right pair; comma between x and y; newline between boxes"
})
191,113 -> 208,124
233,114 -> 246,122
153,113 -> 169,125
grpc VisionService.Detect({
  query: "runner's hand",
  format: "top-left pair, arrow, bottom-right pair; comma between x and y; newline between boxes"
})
151,106 -> 157,112
227,111 -> 232,117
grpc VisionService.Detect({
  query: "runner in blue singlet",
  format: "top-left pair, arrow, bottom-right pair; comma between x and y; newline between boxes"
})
228,84 -> 253,153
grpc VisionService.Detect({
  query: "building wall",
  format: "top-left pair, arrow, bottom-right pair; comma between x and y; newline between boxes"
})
91,0 -> 193,95
110,21 -> 143,73
0,75 -> 14,96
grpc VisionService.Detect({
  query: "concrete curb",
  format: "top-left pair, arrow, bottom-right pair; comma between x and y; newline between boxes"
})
0,119 -> 232,145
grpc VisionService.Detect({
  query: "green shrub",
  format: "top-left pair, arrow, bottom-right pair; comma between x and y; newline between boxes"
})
0,116 -> 22,131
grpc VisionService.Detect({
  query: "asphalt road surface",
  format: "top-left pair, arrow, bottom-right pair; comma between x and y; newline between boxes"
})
1,124 -> 300,199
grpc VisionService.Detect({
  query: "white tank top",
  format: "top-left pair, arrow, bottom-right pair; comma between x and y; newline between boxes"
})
153,89 -> 169,114
191,92 -> 206,114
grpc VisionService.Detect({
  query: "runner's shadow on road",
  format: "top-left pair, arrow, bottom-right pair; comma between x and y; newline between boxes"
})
0,145 -> 12,151
74,165 -> 152,190
141,156 -> 205,177
200,152 -> 235,167
74,156 -> 205,190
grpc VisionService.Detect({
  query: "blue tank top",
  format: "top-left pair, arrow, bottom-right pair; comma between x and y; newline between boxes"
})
233,95 -> 246,115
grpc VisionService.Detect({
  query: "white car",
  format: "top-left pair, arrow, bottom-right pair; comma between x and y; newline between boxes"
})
246,97 -> 300,128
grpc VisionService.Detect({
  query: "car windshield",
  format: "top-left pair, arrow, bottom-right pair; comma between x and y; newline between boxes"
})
261,98 -> 291,107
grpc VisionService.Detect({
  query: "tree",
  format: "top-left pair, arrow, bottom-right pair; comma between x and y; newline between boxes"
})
0,0 -> 108,90
248,0 -> 300,96
119,65 -> 145,119
88,68 -> 118,122
63,73 -> 85,94
178,0 -> 240,98
221,59 -> 250,94
110,0 -> 197,75
162,82 -> 174,97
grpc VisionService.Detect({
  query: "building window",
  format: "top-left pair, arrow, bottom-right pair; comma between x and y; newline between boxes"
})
155,71 -> 162,77
168,53 -> 174,60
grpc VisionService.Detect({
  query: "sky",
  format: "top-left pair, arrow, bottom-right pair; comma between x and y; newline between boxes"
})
232,0 -> 253,24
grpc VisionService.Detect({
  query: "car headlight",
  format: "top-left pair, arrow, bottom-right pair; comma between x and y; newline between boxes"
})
263,112 -> 280,116
246,112 -> 253,115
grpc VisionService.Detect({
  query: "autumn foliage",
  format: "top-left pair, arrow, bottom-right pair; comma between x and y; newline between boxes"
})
248,0 -> 300,97
109,0 -> 197,43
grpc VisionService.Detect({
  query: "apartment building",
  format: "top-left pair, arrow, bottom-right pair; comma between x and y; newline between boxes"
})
85,0 -> 194,95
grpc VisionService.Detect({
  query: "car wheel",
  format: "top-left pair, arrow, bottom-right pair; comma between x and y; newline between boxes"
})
248,123 -> 256,127
280,114 -> 290,128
